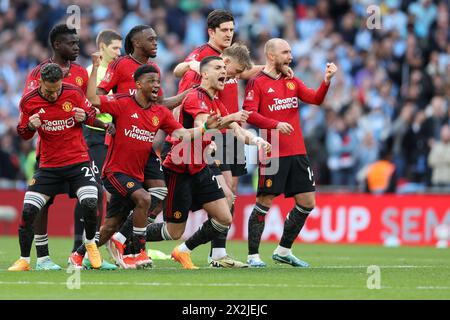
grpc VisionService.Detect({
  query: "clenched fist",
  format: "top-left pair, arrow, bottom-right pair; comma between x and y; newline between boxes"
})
73,107 -> 87,122
28,113 -> 41,130
324,62 -> 338,84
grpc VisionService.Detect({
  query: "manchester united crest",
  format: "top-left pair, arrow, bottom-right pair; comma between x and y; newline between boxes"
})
126,182 -> 135,188
265,179 -> 273,188
174,211 -> 182,219
75,76 -> 83,86
62,101 -> 73,112
152,116 -> 159,126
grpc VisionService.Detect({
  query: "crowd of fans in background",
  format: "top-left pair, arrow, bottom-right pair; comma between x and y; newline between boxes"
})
0,0 -> 449,193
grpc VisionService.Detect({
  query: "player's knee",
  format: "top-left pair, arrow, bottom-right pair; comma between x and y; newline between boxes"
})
168,228 -> 184,240
217,213 -> 232,227
297,198 -> 315,209
22,203 -> 40,225
22,191 -> 47,225
80,197 -> 98,211
135,194 -> 151,210
77,186 -> 98,211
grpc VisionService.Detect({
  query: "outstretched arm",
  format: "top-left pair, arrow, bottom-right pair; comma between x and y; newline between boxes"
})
228,122 -> 271,153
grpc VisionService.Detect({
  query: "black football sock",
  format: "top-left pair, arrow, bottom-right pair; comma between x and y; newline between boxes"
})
279,204 -> 312,249
185,218 -> 229,251
34,234 -> 49,258
248,203 -> 270,255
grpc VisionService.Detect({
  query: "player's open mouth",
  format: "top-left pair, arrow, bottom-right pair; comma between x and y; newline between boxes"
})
218,77 -> 225,85
151,88 -> 159,97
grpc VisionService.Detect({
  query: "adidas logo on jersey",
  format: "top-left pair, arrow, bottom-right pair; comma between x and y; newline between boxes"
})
131,113 -> 139,119
38,108 -> 46,114
267,88 -> 275,93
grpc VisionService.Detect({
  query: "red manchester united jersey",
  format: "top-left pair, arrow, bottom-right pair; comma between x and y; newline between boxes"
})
23,59 -> 88,95
184,43 -> 222,63
98,55 -> 164,97
17,84 -> 97,168
98,94 -> 181,182
243,72 -> 329,157
164,87 -> 229,175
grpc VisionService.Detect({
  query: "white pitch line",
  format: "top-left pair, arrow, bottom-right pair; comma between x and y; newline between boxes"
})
0,265 -> 444,273
0,281 -> 449,291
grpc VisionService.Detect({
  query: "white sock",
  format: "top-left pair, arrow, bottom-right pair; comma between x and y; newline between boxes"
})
20,256 -> 31,263
248,254 -> 261,261
178,243 -> 191,253
85,238 -> 95,245
113,232 -> 127,244
84,252 -> 89,259
274,245 -> 291,256
36,256 -> 49,263
211,248 -> 227,260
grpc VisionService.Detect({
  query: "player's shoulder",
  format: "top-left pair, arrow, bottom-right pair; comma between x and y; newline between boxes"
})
20,87 -> 41,107
113,93 -> 131,100
71,62 -> 87,73
246,72 -> 266,88
62,83 -> 85,97
108,55 -> 129,70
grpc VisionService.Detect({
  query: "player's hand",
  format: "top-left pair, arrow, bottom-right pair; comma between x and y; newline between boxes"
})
324,62 -> 337,84
276,122 -> 294,135
91,52 -> 102,68
73,107 -> 87,122
189,60 -> 200,74
206,140 -> 217,156
282,66 -> 294,79
205,113 -> 220,130
104,122 -> 116,136
252,137 -> 271,154
230,110 -> 251,123
28,113 -> 41,130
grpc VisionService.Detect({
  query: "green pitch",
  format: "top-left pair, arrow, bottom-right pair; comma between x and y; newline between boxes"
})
0,236 -> 449,299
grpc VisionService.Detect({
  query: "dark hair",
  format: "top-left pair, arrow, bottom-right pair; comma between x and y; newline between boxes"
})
124,25 -> 151,54
49,24 -> 77,49
133,64 -> 159,81
40,63 -> 63,82
207,9 -> 234,30
96,29 -> 122,48
200,56 -> 223,72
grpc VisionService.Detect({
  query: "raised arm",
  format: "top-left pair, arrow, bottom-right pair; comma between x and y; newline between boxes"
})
87,52 -> 102,106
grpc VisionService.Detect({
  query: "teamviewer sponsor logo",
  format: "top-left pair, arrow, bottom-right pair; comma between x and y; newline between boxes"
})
41,117 -> 75,132
268,97 -> 298,111
124,125 -> 155,142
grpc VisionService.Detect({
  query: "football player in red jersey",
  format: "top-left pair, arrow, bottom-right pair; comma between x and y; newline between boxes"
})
83,54 -> 222,269
9,63 -> 114,271
243,38 -> 337,267
12,24 -> 91,271
172,10 -> 293,267
98,26 -> 194,267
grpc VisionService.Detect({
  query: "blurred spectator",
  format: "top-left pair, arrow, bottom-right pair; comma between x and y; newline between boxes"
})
326,114 -> 359,186
0,0 -> 449,192
428,124 -> 450,186
365,145 -> 397,194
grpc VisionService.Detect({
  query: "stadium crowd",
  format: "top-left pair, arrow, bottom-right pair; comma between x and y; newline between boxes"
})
1,0 -> 450,192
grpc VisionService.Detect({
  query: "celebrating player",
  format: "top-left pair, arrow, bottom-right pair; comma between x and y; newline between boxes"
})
243,38 -> 337,267
149,56 -> 270,269
79,54 -> 222,269
11,63 -> 114,271
9,24 -> 89,271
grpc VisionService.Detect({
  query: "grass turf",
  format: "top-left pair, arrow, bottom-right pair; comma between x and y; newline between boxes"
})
0,236 -> 449,300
